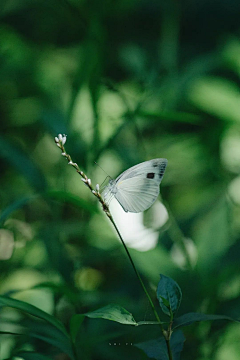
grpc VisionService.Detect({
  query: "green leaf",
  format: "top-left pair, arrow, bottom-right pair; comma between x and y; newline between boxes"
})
0,189 -> 97,226
25,320 -> 74,358
138,110 -> 201,125
157,275 -> 182,317
0,296 -> 67,336
84,304 -> 138,325
135,330 -> 185,360
70,314 -> 85,342
0,195 -> 39,225
173,312 -> 240,329
44,190 -> 98,214
189,76 -> 240,123
195,198 -> 230,273
14,351 -> 52,360
0,321 -> 74,359
0,136 -> 46,191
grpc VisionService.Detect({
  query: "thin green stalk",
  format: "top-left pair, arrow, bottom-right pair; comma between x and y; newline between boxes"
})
108,213 -> 163,328
108,214 -> 173,360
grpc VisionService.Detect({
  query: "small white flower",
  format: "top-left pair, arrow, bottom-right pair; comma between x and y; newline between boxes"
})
58,134 -> 63,141
92,190 -> 96,195
62,152 -> 66,156
96,184 -> 100,192
87,178 -> 91,186
80,171 -> 84,176
81,178 -> 88,183
68,161 -> 73,165
55,136 -> 59,143
62,134 -> 67,145
56,143 -> 61,148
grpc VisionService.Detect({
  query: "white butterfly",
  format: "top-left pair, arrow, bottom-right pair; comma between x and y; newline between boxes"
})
102,158 -> 167,213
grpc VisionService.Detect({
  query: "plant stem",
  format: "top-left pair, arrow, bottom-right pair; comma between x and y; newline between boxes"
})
108,214 -> 174,359
166,338 -> 173,360
107,213 -> 163,328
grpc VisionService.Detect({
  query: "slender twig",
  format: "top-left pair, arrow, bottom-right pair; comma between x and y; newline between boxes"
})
55,134 -> 173,359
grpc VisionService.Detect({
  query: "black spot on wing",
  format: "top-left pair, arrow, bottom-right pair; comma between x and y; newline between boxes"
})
158,162 -> 167,178
147,172 -> 155,179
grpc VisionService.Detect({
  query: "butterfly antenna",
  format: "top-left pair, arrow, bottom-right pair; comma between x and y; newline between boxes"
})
94,161 -> 112,179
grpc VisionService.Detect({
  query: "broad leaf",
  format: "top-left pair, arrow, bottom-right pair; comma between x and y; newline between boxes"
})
173,312 -> 240,329
157,275 -> 182,317
70,314 -> 85,342
84,304 -> 138,325
136,330 -> 185,360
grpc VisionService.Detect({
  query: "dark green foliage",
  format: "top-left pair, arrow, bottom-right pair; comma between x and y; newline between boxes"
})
157,274 -> 182,317
0,0 -> 240,359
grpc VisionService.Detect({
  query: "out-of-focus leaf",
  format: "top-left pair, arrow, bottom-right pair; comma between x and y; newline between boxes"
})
84,304 -> 138,325
44,190 -> 98,214
135,330 -> 185,360
0,320 -> 74,359
0,296 -> 67,335
0,189 -> 97,226
157,275 -> 182,317
173,312 -> 240,329
138,110 -> 202,124
26,320 -> 74,359
0,136 -> 46,191
14,351 -> 52,360
39,226 -> 75,284
0,195 -> 38,225
70,314 -> 85,342
195,198 -> 231,272
189,76 -> 240,123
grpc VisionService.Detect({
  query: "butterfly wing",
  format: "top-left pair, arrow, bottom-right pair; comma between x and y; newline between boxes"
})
113,158 -> 167,213
115,177 -> 160,212
115,158 -> 167,183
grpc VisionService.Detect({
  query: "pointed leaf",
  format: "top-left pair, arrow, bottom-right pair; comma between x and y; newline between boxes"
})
173,312 -> 240,329
0,296 -> 67,335
25,320 -> 74,358
157,275 -> 182,317
84,304 -> 138,325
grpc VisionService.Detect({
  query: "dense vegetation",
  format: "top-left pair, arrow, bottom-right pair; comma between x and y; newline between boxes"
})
1,0 -> 240,359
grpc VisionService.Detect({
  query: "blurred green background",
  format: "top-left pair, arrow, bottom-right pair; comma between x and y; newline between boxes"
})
1,0 -> 240,359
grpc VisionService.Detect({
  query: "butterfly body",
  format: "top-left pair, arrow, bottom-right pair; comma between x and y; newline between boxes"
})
102,158 -> 167,213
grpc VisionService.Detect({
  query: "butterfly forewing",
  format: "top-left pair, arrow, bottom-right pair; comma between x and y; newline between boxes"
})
103,158 -> 167,213
116,158 -> 167,183
115,177 -> 160,212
